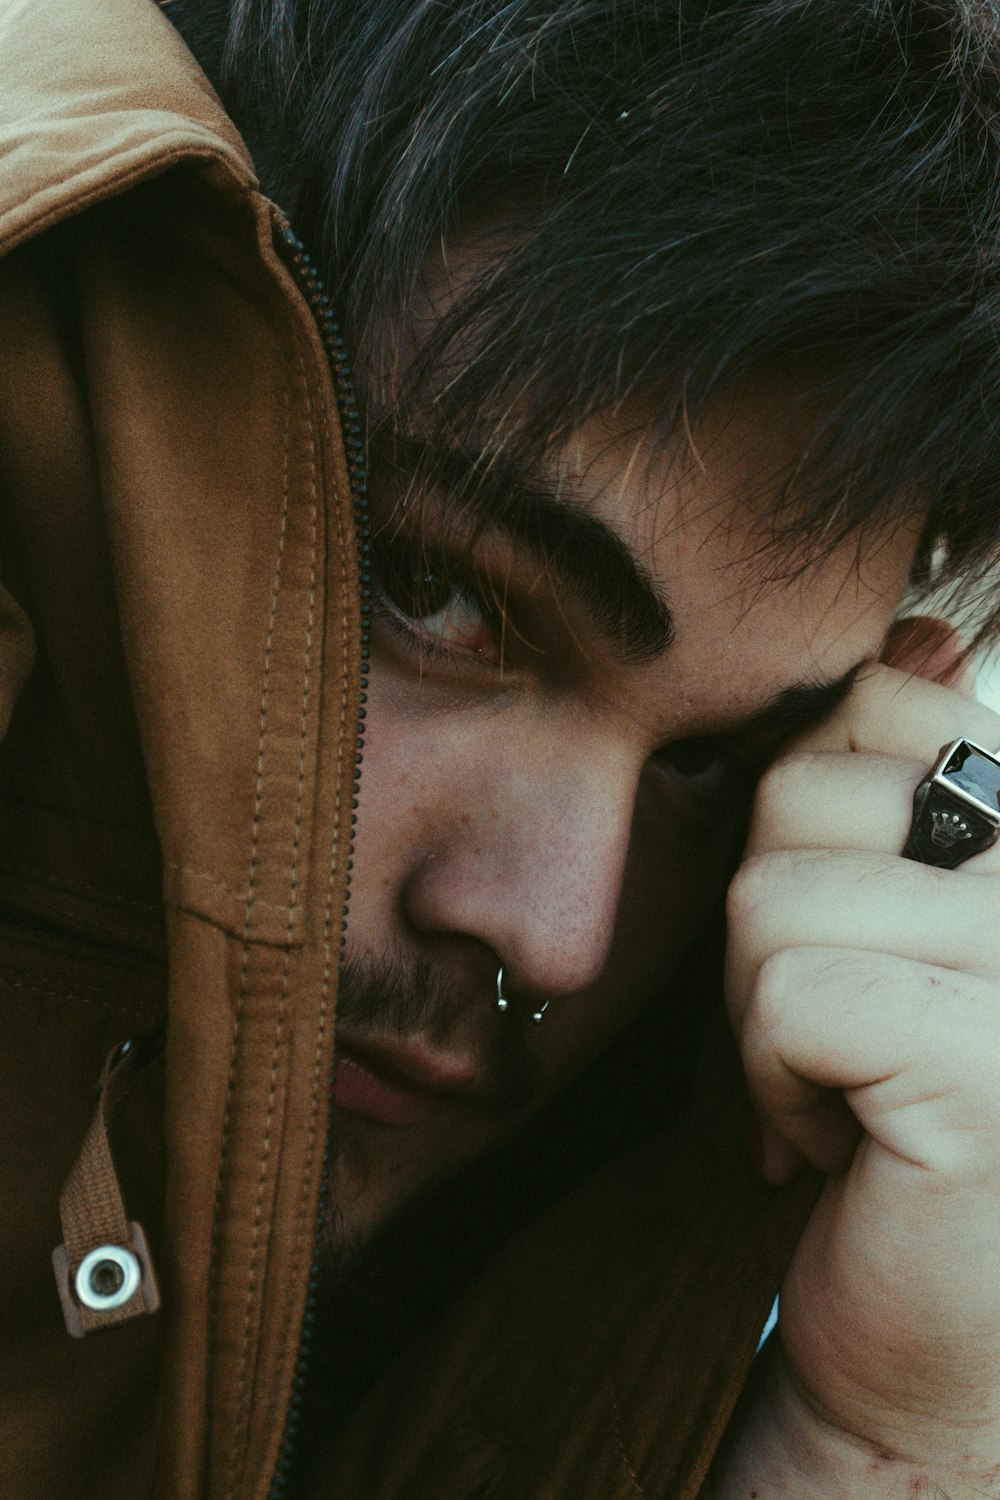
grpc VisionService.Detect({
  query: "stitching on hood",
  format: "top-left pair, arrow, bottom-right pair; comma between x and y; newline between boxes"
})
164,862 -> 299,918
225,344 -> 320,1500
206,338 -> 292,1482
257,363 -> 356,1452
0,974 -> 159,1020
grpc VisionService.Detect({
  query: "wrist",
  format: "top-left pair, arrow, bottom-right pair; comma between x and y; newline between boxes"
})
707,1337 -> 1000,1500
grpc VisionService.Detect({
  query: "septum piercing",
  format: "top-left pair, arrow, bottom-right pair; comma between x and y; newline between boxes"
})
495,965 -> 550,1025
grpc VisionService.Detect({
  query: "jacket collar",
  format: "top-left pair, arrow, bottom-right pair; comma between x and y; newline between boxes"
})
0,0 -> 253,257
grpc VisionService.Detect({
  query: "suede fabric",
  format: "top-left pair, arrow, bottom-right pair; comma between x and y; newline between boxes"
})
0,1 -> 818,1495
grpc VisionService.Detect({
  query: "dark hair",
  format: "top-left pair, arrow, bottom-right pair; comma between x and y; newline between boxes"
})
172,0 -> 1000,642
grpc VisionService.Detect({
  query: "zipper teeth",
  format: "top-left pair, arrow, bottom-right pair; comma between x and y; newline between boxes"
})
269,222 -> 371,1500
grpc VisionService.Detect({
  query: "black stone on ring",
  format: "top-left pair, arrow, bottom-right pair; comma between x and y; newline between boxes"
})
903,738 -> 1000,870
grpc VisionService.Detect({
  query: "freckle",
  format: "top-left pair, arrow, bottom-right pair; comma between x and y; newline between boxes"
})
460,813 -> 471,824
490,808 -> 500,821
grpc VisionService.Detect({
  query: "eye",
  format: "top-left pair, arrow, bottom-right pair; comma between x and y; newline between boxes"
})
653,736 -> 756,798
379,541 -> 454,620
374,537 -> 498,659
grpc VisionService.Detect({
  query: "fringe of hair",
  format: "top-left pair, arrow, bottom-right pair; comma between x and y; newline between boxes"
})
172,0 -> 1000,647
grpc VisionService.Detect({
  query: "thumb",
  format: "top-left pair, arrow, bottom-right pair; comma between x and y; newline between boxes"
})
880,615 -> 978,699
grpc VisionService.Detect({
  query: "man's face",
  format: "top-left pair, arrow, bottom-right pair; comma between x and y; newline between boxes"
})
332,382 -> 919,1249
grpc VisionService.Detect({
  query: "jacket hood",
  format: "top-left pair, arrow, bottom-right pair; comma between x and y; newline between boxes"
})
0,0 -> 251,254
0,0 -> 362,1493
0,0 -> 362,948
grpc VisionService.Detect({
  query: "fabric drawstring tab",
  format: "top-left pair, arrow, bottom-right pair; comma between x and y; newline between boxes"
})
52,1020 -> 165,1338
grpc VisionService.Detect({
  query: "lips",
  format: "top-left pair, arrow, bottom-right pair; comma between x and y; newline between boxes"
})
332,1034 -> 482,1127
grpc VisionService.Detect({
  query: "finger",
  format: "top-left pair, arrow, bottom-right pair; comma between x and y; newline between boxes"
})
746,750 -> 923,860
755,1090 -> 861,1182
800,662 -> 1000,761
740,946 -> 1000,1184
746,748 -> 1000,872
726,848 -> 1000,1034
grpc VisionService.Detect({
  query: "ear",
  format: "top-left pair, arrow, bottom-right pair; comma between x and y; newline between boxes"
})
880,615 -> 978,698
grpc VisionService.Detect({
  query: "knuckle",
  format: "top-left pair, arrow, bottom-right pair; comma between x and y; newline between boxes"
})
726,850 -> 788,929
726,857 -> 765,929
752,751 -> 817,829
853,662 -> 891,702
744,950 -> 795,1049
973,703 -> 1000,751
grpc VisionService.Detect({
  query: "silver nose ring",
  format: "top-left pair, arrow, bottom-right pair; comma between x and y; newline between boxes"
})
495,966 -> 549,1025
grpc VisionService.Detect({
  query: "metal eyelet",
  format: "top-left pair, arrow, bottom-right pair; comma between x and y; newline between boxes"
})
74,1244 -> 141,1311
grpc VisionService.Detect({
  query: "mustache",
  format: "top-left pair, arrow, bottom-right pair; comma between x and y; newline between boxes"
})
336,949 -> 537,1117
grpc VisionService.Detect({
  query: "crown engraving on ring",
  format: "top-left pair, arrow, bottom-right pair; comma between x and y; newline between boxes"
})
929,807 -> 973,848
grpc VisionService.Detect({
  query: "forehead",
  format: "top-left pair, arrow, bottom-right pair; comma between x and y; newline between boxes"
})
557,383 -> 920,724
400,239 -> 921,724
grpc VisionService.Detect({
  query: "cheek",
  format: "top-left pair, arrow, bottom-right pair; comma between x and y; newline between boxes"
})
620,790 -> 742,943
346,701 -> 451,927
538,796 -> 743,1092
355,687 -> 483,832
357,714 -> 433,829
347,691 -> 537,919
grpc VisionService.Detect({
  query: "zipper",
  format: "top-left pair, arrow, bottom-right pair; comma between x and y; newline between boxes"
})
268,220 -> 371,1499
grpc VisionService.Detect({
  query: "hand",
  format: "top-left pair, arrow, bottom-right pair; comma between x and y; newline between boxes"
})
720,651 -> 1000,1495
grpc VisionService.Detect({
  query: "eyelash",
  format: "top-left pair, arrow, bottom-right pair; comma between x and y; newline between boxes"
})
662,738 -> 768,806
372,534 -> 508,670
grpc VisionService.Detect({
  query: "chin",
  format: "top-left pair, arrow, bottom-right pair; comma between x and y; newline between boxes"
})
324,1121 -> 442,1255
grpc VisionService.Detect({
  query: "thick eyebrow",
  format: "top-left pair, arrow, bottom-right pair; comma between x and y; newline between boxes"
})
373,432 -> 866,737
733,664 -> 864,748
378,433 -> 675,664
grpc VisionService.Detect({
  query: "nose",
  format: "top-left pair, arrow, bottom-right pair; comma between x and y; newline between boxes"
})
401,733 -> 638,1000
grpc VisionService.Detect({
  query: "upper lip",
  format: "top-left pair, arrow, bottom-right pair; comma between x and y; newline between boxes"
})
335,1030 -> 485,1098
